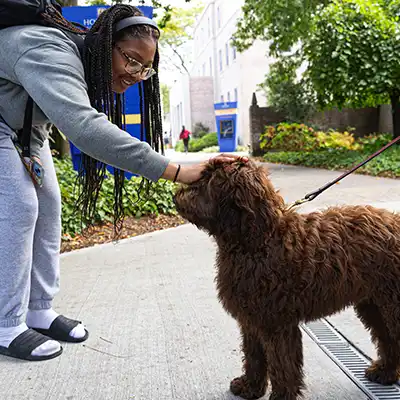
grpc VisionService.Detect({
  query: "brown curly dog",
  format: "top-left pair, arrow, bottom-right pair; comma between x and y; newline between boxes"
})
173,159 -> 400,400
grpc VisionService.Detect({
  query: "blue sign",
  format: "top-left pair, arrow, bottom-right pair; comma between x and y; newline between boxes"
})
62,5 -> 154,179
62,5 -> 154,29
214,101 -> 238,152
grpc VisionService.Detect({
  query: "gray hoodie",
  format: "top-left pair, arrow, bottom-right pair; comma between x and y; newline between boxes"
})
0,24 -> 169,181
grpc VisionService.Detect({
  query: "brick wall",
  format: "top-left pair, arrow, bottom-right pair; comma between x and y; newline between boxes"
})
308,107 -> 379,137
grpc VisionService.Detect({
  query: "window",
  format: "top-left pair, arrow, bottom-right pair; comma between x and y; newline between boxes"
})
217,6 -> 221,29
209,56 -> 212,75
220,119 -> 234,138
232,45 -> 237,60
219,49 -> 222,71
225,43 -> 229,66
202,63 -> 206,76
221,95 -> 224,103
234,88 -> 238,101
227,91 -> 231,102
208,17 -> 211,37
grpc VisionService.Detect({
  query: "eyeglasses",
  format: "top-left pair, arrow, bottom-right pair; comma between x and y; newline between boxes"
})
115,45 -> 156,81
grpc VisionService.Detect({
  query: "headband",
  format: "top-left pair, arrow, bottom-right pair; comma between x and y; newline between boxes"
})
114,16 -> 160,34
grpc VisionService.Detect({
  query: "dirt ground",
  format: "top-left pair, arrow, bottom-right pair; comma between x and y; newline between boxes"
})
61,214 -> 187,253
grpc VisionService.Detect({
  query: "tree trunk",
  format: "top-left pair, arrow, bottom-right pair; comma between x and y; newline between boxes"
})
391,93 -> 400,139
378,104 -> 393,135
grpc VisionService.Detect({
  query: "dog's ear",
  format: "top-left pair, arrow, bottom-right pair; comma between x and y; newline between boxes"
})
230,164 -> 267,215
204,162 -> 282,237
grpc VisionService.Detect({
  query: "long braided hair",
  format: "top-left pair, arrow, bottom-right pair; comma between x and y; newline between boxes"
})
42,4 -> 164,233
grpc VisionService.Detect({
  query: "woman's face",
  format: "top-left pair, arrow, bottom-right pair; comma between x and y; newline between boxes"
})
112,37 -> 157,94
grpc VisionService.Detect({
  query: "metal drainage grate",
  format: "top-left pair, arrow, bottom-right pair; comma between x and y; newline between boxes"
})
302,319 -> 400,399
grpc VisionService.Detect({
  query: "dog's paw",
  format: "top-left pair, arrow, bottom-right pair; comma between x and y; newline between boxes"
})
230,375 -> 266,399
365,361 -> 399,385
269,392 -> 297,400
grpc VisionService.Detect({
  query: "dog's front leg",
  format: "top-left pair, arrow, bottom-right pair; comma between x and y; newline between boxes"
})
264,325 -> 305,400
230,327 -> 268,400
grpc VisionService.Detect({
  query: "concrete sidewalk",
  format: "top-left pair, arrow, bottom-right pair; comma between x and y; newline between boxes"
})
1,163 -> 400,400
0,227 -> 370,400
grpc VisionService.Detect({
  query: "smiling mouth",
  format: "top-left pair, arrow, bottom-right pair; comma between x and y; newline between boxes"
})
122,78 -> 137,86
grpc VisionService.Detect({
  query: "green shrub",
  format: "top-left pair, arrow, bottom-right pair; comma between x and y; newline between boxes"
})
175,141 -> 184,152
192,122 -> 210,138
260,123 -> 320,152
263,147 -> 400,178
316,130 -> 359,150
54,157 -> 178,237
200,145 -> 220,153
357,133 -> 392,153
175,132 -> 218,152
260,122 -> 389,153
264,149 -> 364,169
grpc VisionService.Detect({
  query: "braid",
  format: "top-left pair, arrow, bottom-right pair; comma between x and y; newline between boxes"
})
144,49 -> 164,155
42,4 -> 85,34
42,4 -> 164,235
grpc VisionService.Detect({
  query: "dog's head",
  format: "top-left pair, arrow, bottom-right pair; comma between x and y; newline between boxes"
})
174,159 -> 284,239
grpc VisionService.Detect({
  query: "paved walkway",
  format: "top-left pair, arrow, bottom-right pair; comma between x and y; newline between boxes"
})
2,157 -> 400,400
167,149 -> 400,211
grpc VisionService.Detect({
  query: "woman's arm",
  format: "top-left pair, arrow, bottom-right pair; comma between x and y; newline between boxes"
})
13,34 -> 247,185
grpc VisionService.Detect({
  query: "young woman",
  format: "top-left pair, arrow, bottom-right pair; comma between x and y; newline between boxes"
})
0,3 -> 244,361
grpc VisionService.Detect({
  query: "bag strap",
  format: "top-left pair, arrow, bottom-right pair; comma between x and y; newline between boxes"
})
21,96 -> 34,158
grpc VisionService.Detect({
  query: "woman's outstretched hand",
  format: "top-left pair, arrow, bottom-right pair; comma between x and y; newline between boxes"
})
162,153 -> 249,185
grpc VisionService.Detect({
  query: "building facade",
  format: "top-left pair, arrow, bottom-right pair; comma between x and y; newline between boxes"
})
170,75 -> 215,145
169,0 -> 272,146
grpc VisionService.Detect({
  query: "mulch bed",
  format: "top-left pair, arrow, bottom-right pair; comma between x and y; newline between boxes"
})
61,214 -> 187,253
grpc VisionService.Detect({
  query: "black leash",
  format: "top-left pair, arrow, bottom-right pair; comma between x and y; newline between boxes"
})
288,134 -> 400,209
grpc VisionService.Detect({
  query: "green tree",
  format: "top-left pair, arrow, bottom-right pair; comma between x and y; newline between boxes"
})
304,0 -> 400,136
233,0 -> 329,55
157,2 -> 203,75
259,54 -> 316,122
160,83 -> 170,114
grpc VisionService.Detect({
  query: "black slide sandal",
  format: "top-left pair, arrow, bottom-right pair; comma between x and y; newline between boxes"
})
0,329 -> 63,361
32,315 -> 89,343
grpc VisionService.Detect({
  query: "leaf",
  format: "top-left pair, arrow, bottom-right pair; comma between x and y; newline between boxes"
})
54,157 -> 179,237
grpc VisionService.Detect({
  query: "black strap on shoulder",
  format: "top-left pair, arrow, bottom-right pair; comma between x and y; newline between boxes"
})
21,96 -> 34,158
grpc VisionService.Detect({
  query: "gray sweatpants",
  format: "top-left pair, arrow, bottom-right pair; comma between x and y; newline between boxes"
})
0,122 -> 61,328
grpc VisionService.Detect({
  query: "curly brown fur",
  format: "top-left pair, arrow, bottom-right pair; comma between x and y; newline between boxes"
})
173,160 -> 400,399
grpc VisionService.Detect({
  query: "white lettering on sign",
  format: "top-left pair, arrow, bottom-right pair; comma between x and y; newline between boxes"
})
83,18 -> 96,28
